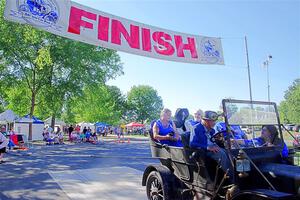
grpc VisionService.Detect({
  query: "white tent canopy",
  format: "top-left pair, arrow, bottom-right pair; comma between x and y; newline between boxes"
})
0,110 -> 18,123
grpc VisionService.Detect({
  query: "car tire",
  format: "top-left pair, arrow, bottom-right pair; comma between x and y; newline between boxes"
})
146,171 -> 172,200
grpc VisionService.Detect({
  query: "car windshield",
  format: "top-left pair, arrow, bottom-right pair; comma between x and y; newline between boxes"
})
222,100 -> 284,149
224,101 -> 278,126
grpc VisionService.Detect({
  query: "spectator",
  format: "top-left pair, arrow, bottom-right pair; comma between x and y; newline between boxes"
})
101,128 -> 105,137
1,126 -> 7,137
75,125 -> 81,132
46,131 -> 55,145
92,132 -> 97,141
8,128 -> 16,150
47,126 -> 53,134
89,132 -> 98,144
42,128 -> 48,142
83,126 -> 87,134
70,131 -> 78,143
86,128 -> 91,142
80,131 -> 86,142
56,126 -> 61,134
58,131 -> 64,144
68,125 -> 74,140
0,131 -> 9,163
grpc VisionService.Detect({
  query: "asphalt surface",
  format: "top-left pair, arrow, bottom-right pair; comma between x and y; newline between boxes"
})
0,137 -> 158,200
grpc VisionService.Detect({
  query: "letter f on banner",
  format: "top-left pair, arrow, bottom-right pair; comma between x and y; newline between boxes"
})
68,6 -> 97,34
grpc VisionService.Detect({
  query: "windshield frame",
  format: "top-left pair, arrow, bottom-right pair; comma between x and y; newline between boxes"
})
221,99 -> 284,150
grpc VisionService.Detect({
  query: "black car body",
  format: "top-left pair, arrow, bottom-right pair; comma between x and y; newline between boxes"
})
142,99 -> 300,200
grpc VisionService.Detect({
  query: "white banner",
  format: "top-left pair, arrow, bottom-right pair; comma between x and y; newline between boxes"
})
4,0 -> 224,65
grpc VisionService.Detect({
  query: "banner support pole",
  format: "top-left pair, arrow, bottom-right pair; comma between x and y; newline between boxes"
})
244,36 -> 253,102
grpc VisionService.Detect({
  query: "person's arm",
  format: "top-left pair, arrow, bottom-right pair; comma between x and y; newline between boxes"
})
242,132 -> 248,140
172,121 -> 180,140
153,122 -> 172,141
0,134 -> 9,149
232,139 -> 246,145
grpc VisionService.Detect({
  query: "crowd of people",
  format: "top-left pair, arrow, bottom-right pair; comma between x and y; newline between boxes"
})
68,125 -> 98,144
42,126 -> 64,145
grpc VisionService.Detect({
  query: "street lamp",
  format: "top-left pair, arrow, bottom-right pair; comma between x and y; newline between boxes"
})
262,55 -> 272,102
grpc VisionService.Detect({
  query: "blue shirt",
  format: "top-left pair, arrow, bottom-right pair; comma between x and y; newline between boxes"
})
190,123 -> 215,149
214,122 -> 246,139
244,137 -> 289,158
156,120 -> 182,147
189,120 -> 200,126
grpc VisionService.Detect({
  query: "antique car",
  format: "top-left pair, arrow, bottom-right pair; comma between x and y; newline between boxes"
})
142,99 -> 300,200
18,0 -> 58,23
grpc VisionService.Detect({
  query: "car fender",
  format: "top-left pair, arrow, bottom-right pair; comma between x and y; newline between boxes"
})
142,164 -> 173,186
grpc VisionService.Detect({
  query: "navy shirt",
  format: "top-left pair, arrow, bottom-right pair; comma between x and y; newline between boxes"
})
190,123 -> 215,149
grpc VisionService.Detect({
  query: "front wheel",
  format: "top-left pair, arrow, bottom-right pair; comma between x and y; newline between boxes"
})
146,171 -> 171,200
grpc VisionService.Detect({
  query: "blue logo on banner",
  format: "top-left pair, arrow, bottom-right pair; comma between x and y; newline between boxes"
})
17,0 -> 59,27
200,38 -> 222,64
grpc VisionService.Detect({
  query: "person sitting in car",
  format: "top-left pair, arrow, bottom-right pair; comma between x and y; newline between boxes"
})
190,111 -> 234,183
215,122 -> 248,140
234,125 -> 288,158
153,108 -> 183,147
189,109 -> 204,125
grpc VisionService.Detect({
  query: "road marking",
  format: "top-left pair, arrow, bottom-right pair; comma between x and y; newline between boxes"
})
49,167 -> 147,200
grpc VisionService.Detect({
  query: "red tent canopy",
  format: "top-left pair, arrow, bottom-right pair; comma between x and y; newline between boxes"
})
126,122 -> 145,127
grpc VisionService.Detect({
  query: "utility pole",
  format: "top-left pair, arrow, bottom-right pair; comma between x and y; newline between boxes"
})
244,36 -> 253,102
263,55 -> 272,102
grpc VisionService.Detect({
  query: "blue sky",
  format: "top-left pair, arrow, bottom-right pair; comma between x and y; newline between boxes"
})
74,0 -> 300,114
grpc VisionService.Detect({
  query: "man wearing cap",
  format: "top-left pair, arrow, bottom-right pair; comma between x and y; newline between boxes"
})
190,111 -> 234,183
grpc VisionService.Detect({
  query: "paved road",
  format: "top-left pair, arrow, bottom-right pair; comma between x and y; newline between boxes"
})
0,137 -> 158,200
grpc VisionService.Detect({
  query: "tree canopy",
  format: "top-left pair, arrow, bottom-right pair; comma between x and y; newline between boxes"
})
71,84 -> 126,125
279,78 -> 300,124
127,85 -> 163,124
0,0 -> 123,138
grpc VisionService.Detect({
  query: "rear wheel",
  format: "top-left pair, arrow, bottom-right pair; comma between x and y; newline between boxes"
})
146,171 -> 171,200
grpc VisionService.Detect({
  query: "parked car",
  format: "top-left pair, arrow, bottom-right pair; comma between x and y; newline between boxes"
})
294,124 -> 300,132
293,134 -> 300,147
285,124 -> 296,131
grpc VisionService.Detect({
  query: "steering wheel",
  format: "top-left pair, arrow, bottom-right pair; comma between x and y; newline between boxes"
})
210,130 -> 227,143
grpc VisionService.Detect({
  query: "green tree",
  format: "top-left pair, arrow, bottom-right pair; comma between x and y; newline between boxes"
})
35,37 -> 123,126
72,84 -> 125,125
5,83 -> 31,116
279,79 -> 300,123
127,85 -> 163,124
0,0 -> 123,137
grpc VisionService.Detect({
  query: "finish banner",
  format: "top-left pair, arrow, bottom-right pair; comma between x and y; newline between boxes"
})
4,0 -> 224,64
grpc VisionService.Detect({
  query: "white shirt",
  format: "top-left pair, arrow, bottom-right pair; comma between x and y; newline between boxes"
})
0,132 -> 9,149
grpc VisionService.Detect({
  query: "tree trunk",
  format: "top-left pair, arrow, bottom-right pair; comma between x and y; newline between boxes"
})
28,92 -> 36,141
51,114 -> 56,130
